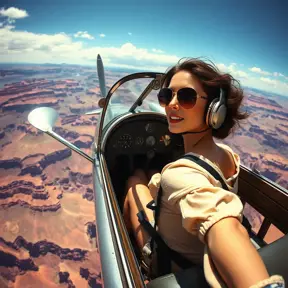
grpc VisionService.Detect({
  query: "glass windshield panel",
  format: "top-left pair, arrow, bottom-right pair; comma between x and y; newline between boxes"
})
103,77 -> 158,129
138,87 -> 163,113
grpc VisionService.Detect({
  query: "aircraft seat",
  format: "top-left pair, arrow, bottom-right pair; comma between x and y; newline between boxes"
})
147,234 -> 288,288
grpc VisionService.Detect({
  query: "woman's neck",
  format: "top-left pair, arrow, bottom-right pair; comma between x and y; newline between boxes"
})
183,130 -> 217,155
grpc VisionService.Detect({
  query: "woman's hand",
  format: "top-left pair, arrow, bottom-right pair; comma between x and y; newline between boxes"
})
206,217 -> 270,288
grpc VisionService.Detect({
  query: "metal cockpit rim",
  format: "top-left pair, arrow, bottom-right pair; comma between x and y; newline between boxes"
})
96,72 -> 164,154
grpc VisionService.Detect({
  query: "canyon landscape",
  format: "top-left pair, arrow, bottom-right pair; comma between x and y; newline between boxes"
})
0,64 -> 122,288
0,64 -> 287,287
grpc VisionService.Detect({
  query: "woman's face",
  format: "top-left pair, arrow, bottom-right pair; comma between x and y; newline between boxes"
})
165,70 -> 209,134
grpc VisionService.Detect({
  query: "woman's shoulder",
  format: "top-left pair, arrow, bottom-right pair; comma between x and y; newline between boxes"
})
161,143 -> 241,189
216,143 -> 241,180
162,157 -> 209,177
217,143 -> 240,165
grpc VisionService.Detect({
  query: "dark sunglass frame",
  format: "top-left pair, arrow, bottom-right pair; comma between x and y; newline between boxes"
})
157,87 -> 208,109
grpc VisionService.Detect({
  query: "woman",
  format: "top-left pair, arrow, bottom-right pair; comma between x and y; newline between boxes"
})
123,58 -> 285,288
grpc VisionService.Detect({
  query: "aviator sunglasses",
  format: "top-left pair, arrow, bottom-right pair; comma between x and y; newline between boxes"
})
157,87 -> 208,109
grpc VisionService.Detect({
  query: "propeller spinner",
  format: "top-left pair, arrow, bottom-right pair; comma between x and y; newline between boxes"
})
28,107 -> 94,163
28,107 -> 58,132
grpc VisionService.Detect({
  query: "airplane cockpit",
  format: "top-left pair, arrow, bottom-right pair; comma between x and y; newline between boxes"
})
96,73 -> 185,209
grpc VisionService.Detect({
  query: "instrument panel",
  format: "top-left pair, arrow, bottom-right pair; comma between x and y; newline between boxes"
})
110,122 -> 174,150
103,114 -> 184,199
103,116 -> 183,159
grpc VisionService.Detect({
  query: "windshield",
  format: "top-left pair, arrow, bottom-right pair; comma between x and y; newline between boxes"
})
100,73 -> 164,133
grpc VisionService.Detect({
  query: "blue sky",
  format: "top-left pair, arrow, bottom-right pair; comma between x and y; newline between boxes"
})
0,0 -> 287,95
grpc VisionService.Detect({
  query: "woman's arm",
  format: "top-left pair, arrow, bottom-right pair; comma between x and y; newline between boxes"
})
206,216 -> 269,288
167,165 -> 284,287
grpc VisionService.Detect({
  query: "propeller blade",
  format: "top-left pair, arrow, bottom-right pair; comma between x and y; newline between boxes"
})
85,55 -> 106,116
97,54 -> 107,98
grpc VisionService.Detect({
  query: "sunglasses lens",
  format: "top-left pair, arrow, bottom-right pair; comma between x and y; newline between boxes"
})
178,88 -> 197,109
157,88 -> 172,107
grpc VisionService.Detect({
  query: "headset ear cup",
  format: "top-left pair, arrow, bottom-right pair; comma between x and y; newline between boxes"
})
206,87 -> 227,129
212,103 -> 227,129
206,98 -> 218,128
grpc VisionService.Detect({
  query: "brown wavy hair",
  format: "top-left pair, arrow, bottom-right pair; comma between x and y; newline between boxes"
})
161,57 -> 249,139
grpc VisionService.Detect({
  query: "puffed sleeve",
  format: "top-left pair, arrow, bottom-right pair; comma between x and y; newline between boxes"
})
148,172 -> 161,198
164,165 -> 243,243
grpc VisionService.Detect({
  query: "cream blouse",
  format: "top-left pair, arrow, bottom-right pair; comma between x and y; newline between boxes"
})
148,143 -> 243,287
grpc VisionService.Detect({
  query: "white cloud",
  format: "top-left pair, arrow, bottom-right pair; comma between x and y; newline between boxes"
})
260,77 -> 277,85
216,63 -> 288,96
259,77 -> 288,94
152,48 -> 164,53
2,24 -> 15,30
128,32 -> 132,36
249,66 -> 271,76
98,43 -> 178,66
0,25 -> 287,96
99,33 -> 105,38
0,25 -> 82,56
273,72 -> 285,77
0,7 -> 29,19
101,61 -> 169,72
8,18 -> 16,24
243,76 -> 288,95
216,63 -> 249,79
231,69 -> 248,78
74,31 -> 94,40
0,26 -> 178,68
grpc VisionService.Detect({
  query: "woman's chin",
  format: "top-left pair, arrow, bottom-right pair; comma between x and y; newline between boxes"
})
168,122 -> 206,134
168,124 -> 186,134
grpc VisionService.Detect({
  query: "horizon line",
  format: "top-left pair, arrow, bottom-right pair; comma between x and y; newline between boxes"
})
0,62 -> 287,98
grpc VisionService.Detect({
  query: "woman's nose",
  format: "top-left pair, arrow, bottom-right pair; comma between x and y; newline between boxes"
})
168,93 -> 179,109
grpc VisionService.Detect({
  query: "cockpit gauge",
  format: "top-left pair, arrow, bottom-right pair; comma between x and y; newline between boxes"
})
145,123 -> 154,133
135,136 -> 144,145
160,135 -> 171,146
146,135 -> 156,147
147,149 -> 155,159
117,134 -> 133,149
